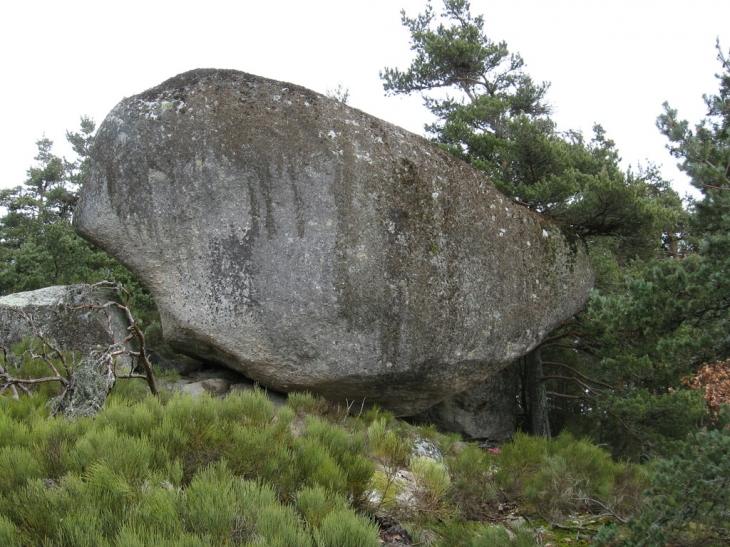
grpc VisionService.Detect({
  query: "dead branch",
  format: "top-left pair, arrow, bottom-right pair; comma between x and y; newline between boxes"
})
0,308 -> 71,398
578,497 -> 628,524
1,281 -> 159,404
74,281 -> 158,396
546,391 -> 592,401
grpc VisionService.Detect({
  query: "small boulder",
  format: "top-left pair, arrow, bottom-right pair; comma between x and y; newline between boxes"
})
0,284 -> 135,369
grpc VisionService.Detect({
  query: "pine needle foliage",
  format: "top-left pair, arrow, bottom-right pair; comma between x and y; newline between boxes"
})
494,432 -> 646,521
0,388 -> 384,546
0,373 -> 664,546
313,509 -> 381,547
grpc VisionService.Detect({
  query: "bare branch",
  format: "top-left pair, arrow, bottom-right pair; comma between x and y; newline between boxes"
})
1,281 -> 159,405
546,391 -> 592,401
542,361 -> 615,390
542,375 -> 601,394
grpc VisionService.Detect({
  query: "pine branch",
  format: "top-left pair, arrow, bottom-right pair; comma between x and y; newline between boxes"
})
542,361 -> 615,390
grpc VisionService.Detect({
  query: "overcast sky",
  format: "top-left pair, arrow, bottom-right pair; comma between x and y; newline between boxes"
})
2,0 -> 729,200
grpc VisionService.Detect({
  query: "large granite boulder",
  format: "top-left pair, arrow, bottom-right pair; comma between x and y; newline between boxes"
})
74,69 -> 593,415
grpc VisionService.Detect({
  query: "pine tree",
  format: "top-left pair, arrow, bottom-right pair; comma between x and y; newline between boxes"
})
0,119 -> 156,324
383,0 -> 680,442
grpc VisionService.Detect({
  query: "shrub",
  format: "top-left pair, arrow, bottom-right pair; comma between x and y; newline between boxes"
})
596,426 -> 730,547
256,503 -> 314,547
495,431 -> 636,521
288,391 -> 330,416
179,460 -> 237,543
64,426 -> 155,484
433,521 -> 537,547
445,443 -> 500,519
0,446 -> 43,495
313,509 -> 381,547
124,485 -> 183,538
409,455 -> 454,520
296,485 -> 348,529
294,436 -> 348,493
0,514 -> 22,547
303,416 -> 374,504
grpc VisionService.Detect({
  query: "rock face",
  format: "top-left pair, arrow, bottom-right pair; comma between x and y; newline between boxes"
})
409,364 -> 519,442
0,284 -> 135,368
74,69 -> 593,415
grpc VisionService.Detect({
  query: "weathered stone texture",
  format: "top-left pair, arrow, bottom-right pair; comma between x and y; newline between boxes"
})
74,69 -> 593,415
0,284 -> 134,368
410,364 -> 519,441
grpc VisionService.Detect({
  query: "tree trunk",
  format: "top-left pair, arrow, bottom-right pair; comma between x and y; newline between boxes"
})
524,347 -> 551,437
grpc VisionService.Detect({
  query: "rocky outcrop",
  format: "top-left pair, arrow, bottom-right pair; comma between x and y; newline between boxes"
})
74,69 -> 593,415
0,284 -> 135,368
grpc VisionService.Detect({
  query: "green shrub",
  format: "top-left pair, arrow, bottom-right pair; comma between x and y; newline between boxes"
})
33,417 -> 88,480
303,416 -> 374,504
495,431 -> 632,520
102,395 -> 165,438
218,386 -> 277,426
312,509 -> 380,547
113,526 -> 210,547
157,394 -> 231,479
0,388 -> 50,423
445,443 -> 500,519
368,418 -> 410,469
294,436 -> 349,493
179,460 -> 237,543
0,446 -> 43,495
296,485 -> 348,529
433,521 -> 538,547
597,426 -> 730,547
224,406 -> 293,481
361,405 -> 395,426
65,426 -> 155,484
288,391 -> 330,416
54,511 -> 111,547
409,455 -> 454,521
0,514 -> 22,547
3,477 -> 76,544
256,503 -> 313,547
124,485 -> 183,538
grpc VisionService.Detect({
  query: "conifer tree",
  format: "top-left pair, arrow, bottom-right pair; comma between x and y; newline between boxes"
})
383,0 -> 680,442
0,119 -> 156,324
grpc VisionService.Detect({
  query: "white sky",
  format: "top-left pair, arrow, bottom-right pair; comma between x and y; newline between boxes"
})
2,0 -> 729,200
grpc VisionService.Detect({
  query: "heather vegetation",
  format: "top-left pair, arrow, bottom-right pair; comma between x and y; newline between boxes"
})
0,365 -> 660,547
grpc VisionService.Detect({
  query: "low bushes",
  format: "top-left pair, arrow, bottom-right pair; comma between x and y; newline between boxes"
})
492,432 -> 647,521
0,389 -> 380,547
0,378 -> 679,546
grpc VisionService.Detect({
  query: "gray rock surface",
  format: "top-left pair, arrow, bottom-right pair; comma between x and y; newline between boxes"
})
0,284 -> 135,369
410,363 -> 519,441
74,69 -> 593,415
50,353 -> 117,418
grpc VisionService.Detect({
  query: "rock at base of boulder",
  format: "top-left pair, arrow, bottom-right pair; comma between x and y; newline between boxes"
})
408,364 -> 519,442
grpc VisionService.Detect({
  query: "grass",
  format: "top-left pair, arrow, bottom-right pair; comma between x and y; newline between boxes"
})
0,376 -> 655,546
